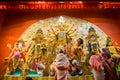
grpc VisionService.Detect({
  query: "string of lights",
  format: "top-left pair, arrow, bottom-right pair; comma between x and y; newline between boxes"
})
0,1 -> 120,10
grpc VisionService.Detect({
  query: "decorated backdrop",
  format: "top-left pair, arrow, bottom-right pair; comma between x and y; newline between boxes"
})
18,16 -> 107,49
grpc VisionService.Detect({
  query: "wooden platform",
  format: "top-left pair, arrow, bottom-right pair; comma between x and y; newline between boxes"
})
0,75 -> 94,80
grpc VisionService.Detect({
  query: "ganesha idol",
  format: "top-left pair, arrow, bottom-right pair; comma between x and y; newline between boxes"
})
51,53 -> 70,80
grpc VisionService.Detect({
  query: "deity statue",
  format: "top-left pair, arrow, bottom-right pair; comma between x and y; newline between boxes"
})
26,28 -> 47,71
86,27 -> 100,55
5,39 -> 27,74
116,46 -> 120,55
65,37 -> 73,60
72,38 -> 90,75
47,24 -> 76,55
106,36 -> 117,55
72,38 -> 84,62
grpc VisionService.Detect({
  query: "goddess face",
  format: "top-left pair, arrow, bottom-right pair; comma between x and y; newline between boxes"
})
75,38 -> 83,47
36,38 -> 41,43
75,41 -> 79,47
18,42 -> 23,49
108,42 -> 113,46
14,43 -> 18,48
91,35 -> 96,41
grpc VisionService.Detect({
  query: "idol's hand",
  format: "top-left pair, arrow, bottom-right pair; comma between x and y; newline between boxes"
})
7,43 -> 12,49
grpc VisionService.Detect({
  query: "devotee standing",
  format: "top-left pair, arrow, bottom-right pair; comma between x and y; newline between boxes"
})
100,48 -> 118,80
51,53 -> 70,80
89,52 -> 105,80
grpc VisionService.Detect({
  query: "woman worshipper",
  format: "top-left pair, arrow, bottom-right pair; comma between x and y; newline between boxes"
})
51,53 -> 70,80
89,53 -> 105,80
100,48 -> 118,80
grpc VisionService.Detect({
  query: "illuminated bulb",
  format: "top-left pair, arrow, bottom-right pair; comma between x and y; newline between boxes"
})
38,1 -> 42,3
59,2 -> 64,3
99,2 -> 103,4
79,1 -> 82,3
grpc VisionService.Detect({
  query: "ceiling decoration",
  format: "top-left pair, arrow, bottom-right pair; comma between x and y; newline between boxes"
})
0,1 -> 120,9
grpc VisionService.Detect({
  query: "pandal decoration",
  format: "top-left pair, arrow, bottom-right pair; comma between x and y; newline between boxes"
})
4,16 -> 108,76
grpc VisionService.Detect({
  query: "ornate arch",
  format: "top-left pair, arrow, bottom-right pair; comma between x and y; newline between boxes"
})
19,16 -> 107,48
